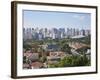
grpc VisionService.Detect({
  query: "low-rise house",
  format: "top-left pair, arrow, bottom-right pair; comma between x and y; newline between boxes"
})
39,44 -> 48,50
23,52 -> 39,62
28,53 -> 39,62
68,42 -> 91,60
49,51 -> 65,57
47,51 -> 66,64
31,61 -> 44,69
47,56 -> 60,64
23,63 -> 30,69
69,42 -> 84,50
69,42 -> 90,50
23,52 -> 32,58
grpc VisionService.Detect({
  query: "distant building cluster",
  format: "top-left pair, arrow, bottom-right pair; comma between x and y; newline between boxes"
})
23,27 -> 91,40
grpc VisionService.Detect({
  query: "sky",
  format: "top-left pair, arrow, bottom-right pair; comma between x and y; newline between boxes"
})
23,10 -> 91,29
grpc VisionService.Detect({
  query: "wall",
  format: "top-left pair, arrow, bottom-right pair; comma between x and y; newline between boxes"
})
0,0 -> 99,80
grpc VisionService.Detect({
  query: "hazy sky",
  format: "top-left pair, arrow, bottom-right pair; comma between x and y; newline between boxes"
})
23,10 -> 91,29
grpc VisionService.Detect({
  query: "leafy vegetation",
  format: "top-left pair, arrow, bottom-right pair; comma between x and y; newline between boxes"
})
48,54 -> 90,68
23,36 -> 91,68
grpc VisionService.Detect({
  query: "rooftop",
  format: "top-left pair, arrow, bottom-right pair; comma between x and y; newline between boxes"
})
71,35 -> 85,39
31,62 -> 44,68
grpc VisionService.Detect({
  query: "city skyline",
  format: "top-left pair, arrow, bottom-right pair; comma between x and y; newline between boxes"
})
23,27 -> 90,40
23,10 -> 91,29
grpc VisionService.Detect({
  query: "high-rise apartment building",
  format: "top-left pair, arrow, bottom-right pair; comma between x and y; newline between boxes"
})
23,27 -> 91,40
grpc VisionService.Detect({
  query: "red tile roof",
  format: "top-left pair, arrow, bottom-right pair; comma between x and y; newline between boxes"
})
69,42 -> 90,50
31,62 -> 43,68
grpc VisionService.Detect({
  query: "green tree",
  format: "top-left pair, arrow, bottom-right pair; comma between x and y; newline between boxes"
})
23,56 -> 26,63
58,55 -> 90,67
60,43 -> 71,54
40,56 -> 47,63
